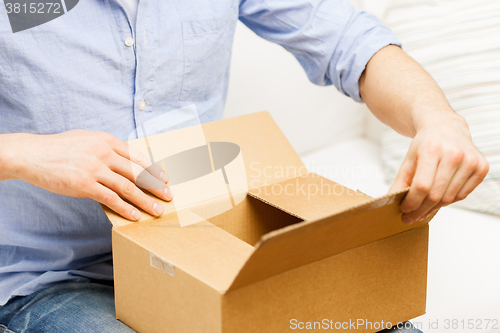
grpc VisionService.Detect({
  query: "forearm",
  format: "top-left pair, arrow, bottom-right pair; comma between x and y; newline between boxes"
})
359,45 -> 467,137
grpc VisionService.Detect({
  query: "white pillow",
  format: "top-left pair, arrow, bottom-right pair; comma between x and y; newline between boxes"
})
381,0 -> 500,216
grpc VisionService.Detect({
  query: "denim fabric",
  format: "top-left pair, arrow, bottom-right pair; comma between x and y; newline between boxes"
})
0,281 -> 424,333
0,0 -> 400,305
0,282 -> 134,333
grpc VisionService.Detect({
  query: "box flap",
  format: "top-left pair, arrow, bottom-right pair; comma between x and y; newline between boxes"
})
114,210 -> 254,293
248,173 -> 373,220
226,188 -> 435,292
105,111 -> 306,227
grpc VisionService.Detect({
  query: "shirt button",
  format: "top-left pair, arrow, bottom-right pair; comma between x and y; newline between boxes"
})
124,37 -> 134,47
139,99 -> 146,111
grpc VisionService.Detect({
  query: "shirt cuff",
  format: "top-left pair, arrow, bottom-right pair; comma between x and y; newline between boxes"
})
341,27 -> 402,103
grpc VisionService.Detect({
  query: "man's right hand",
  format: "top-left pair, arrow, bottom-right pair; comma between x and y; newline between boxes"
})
0,130 -> 172,221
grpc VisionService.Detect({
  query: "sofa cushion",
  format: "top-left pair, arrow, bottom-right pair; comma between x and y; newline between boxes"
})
380,0 -> 500,216
301,137 -> 389,198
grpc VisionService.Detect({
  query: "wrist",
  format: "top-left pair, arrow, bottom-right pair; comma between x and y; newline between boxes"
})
0,133 -> 31,181
414,108 -> 469,136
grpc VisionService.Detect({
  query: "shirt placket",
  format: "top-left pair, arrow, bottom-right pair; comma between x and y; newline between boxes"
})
133,0 -> 159,136
111,0 -> 157,138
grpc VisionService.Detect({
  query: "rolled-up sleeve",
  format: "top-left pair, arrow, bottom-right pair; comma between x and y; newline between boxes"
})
238,0 -> 401,102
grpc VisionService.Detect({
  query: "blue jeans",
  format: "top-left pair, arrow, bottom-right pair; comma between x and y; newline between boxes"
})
0,282 -> 133,333
0,282 -> 423,333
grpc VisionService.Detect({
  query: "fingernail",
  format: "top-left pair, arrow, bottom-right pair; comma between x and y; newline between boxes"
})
417,215 -> 428,222
153,202 -> 164,216
160,171 -> 168,183
419,211 -> 434,221
164,187 -> 173,201
402,216 -> 414,225
131,209 -> 142,221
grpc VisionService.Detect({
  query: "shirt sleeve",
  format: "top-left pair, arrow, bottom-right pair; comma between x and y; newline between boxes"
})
238,0 -> 402,102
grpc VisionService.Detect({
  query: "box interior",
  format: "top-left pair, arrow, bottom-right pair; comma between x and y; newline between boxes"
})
204,194 -> 303,246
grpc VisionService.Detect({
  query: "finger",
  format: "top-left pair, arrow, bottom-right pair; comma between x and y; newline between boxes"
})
418,207 -> 440,222
109,153 -> 173,201
401,151 -> 440,214
106,135 -> 168,184
389,157 -> 416,194
454,158 -> 489,202
440,157 -> 477,206
91,183 -> 142,221
401,155 -> 460,224
98,170 -> 165,217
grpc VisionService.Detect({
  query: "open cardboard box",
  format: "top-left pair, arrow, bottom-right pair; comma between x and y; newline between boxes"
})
103,111 -> 432,333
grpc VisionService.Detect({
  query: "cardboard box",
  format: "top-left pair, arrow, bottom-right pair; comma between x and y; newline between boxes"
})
103,111 -> 432,333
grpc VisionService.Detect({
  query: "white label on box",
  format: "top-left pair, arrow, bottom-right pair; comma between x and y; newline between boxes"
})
150,253 -> 175,277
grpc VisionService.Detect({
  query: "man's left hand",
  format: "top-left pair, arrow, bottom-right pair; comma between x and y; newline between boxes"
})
389,115 -> 489,224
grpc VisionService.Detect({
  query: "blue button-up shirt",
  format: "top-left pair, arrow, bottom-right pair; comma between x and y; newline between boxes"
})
0,0 -> 400,305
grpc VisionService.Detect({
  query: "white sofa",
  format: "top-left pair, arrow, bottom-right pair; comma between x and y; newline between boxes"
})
224,3 -> 500,331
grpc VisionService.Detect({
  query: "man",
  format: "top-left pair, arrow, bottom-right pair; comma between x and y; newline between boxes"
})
0,0 -> 488,332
